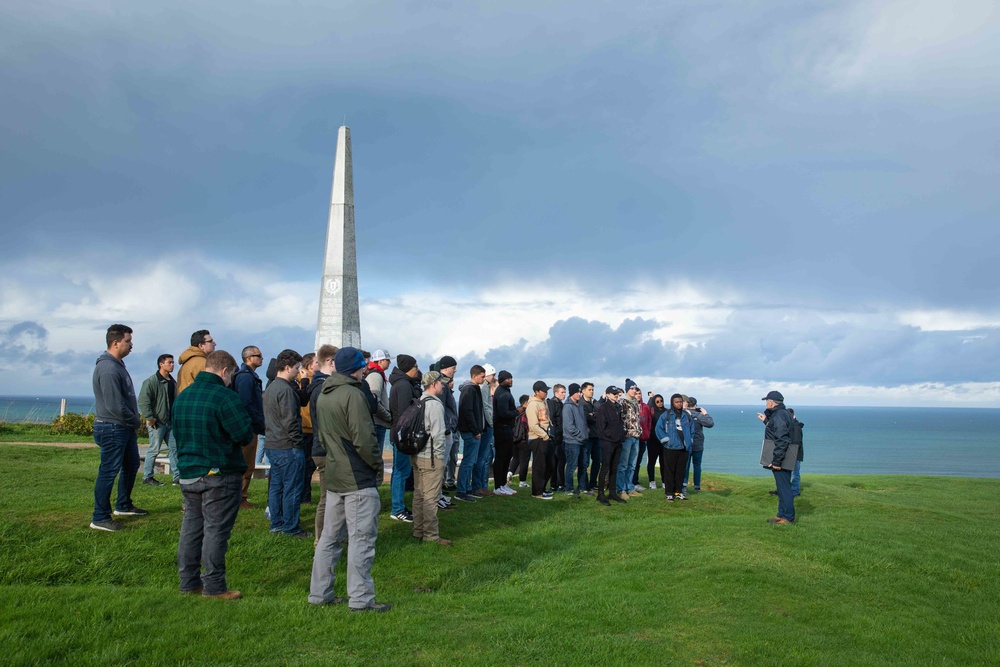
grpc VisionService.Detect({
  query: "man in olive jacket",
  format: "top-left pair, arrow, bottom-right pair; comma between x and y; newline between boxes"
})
308,347 -> 390,613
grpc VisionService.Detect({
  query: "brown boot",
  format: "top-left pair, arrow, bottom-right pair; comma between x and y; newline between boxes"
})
203,590 -> 242,600
424,537 -> 452,546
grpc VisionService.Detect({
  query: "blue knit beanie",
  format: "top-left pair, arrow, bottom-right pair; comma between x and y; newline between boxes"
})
334,347 -> 366,375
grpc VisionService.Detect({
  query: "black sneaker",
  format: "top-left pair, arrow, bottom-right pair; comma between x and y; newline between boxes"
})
89,519 -> 124,531
611,495 -> 627,504
596,496 -> 611,506
173,480 -> 181,486
443,483 -> 457,491
453,493 -> 476,503
350,601 -> 392,613
391,511 -> 414,522
768,490 -> 778,496
113,506 -> 149,516
288,530 -> 313,540
143,477 -> 164,486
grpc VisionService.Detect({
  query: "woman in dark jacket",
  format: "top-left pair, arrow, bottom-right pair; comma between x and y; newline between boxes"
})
645,394 -> 666,489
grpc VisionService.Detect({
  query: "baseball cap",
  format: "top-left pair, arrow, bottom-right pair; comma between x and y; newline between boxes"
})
532,380 -> 550,393
605,385 -> 623,396
761,390 -> 784,402
482,363 -> 496,376
423,370 -> 445,387
371,349 -> 390,362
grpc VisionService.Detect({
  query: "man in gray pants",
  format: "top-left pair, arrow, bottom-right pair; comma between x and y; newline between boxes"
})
308,347 -> 391,612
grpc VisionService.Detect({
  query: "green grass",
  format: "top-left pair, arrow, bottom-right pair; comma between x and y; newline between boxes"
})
0,444 -> 997,666
0,422 -> 149,445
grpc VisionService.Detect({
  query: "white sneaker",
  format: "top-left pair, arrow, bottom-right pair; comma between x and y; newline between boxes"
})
505,484 -> 517,495
493,486 -> 508,496
518,481 -> 528,488
634,485 -> 646,491
649,481 -> 657,489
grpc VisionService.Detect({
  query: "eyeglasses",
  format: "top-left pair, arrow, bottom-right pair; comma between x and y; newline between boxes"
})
248,354 -> 262,358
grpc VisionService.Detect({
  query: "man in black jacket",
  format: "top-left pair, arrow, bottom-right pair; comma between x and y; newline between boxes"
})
595,386 -> 625,506
758,390 -> 795,525
455,365 -> 486,501
492,371 -> 519,495
581,382 -> 600,494
387,354 -> 421,522
307,344 -> 337,541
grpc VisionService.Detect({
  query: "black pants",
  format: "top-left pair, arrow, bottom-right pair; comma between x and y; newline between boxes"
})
511,439 -> 531,482
529,439 -> 547,496
645,439 -> 662,484
587,437 -> 601,491
545,439 -> 561,490
494,430 -> 514,489
661,448 -> 688,495
598,441 -> 621,498
632,438 -> 647,486
300,436 -> 315,503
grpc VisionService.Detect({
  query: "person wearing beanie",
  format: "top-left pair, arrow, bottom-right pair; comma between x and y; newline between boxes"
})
617,380 -> 644,500
562,383 -> 588,497
491,371 -> 519,496
386,354 -> 422,523
309,347 -> 390,612
595,386 -> 625,505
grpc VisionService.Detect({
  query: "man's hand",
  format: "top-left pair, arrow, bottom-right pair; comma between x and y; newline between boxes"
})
475,434 -> 481,440
147,418 -> 157,428
756,413 -> 766,422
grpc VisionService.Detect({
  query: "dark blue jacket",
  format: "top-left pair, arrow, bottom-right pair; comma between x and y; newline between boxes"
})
763,403 -> 794,466
690,410 -> 715,452
233,364 -> 265,435
655,408 -> 694,452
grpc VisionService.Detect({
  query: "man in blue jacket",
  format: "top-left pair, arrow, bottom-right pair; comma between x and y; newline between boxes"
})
233,345 -> 265,509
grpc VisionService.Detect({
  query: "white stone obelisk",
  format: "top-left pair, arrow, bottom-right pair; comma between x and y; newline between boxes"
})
315,126 -> 362,350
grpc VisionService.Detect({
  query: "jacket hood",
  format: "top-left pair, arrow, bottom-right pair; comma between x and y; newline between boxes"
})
307,370 -> 329,395
95,351 -> 120,366
389,366 -> 415,386
459,380 -> 476,391
179,346 -> 206,364
321,370 -> 361,394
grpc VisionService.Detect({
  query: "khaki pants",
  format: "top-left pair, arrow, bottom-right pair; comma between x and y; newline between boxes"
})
410,456 -> 444,541
313,455 -> 327,540
241,435 -> 258,502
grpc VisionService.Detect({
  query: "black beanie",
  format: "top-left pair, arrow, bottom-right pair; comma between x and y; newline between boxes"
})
397,354 -> 417,373
438,355 -> 457,370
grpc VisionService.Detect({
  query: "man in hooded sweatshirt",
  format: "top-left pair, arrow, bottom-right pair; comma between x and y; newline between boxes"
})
525,381 -> 553,500
562,383 -> 588,497
411,370 -> 451,545
177,330 -> 217,395
388,354 -> 421,521
308,347 -> 390,612
90,324 -> 145,531
435,356 -> 460,490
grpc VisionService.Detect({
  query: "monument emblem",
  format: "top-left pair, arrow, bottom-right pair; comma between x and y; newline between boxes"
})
315,126 -> 362,350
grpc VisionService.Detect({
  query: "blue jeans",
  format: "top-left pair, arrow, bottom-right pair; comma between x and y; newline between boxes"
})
92,421 -> 140,522
265,448 -> 305,534
255,435 -> 269,466
617,437 -> 639,493
457,432 -> 481,495
143,423 -> 178,481
178,472 -> 241,595
790,460 -> 802,496
473,426 -> 494,491
772,468 -> 795,522
390,442 -> 412,514
563,441 -> 586,492
685,449 -> 704,488
375,425 -> 387,455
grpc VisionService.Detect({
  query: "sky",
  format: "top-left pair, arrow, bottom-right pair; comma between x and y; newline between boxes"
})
1,0 -> 999,406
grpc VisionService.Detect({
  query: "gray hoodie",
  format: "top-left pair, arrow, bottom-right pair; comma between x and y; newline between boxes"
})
93,352 -> 141,429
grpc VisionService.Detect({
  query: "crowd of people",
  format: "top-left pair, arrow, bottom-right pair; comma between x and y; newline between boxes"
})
88,324 -> 802,612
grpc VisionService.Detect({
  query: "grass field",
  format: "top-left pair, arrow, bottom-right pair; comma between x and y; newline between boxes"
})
0,422 -> 150,445
0,443 -> 997,666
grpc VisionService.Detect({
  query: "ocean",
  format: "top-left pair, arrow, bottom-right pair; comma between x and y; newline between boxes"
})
2,397 -> 998,478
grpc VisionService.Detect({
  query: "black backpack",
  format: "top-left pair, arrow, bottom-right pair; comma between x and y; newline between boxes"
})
393,397 -> 430,456
512,414 -> 528,444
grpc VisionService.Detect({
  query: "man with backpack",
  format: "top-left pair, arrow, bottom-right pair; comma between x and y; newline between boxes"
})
409,371 -> 451,545
388,354 -> 421,522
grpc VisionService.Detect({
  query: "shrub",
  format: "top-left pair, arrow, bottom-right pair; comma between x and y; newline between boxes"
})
50,413 -> 96,436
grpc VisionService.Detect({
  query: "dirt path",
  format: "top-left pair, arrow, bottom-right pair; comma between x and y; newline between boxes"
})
2,441 -> 97,449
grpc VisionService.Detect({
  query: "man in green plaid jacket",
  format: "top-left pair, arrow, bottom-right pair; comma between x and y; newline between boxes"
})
173,349 -> 254,600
